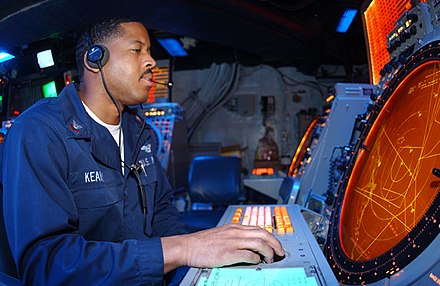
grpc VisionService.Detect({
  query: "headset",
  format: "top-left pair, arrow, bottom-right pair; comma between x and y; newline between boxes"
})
86,30 -> 109,69
85,29 -> 173,88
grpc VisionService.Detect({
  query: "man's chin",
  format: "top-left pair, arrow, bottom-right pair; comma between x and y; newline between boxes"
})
129,96 -> 149,106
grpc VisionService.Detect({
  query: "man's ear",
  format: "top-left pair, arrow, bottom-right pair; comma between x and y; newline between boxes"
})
83,52 -> 100,73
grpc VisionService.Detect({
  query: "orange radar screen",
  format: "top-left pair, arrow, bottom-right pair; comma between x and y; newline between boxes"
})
341,59 -> 440,260
327,42 -> 440,285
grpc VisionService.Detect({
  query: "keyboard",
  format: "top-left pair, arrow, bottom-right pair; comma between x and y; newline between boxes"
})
230,205 -> 294,234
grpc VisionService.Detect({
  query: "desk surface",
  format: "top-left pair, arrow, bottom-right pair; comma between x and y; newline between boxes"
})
243,177 -> 284,200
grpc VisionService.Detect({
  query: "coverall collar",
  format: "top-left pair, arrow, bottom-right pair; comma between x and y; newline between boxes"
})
58,83 -> 123,171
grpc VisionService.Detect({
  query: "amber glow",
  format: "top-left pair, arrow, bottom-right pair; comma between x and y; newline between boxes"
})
325,95 -> 335,103
252,168 -> 275,176
340,60 -> 440,261
363,0 -> 411,84
147,66 -> 169,103
288,119 -> 317,177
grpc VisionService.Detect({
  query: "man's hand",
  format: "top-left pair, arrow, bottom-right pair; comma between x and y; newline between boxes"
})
161,224 -> 284,273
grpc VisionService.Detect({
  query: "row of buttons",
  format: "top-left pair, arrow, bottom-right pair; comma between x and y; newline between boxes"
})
231,206 -> 294,235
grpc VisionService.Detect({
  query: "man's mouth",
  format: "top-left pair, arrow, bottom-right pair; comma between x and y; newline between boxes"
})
140,70 -> 153,86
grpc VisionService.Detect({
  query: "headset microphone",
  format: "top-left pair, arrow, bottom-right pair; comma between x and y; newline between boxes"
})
151,79 -> 174,88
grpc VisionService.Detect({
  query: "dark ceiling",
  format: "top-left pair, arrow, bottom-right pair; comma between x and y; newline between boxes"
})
0,0 -> 367,78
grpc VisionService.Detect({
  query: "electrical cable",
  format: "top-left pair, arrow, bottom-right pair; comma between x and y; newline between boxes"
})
189,65 -> 238,132
187,62 -> 240,141
183,63 -> 224,125
183,63 -> 222,126
96,60 -> 150,237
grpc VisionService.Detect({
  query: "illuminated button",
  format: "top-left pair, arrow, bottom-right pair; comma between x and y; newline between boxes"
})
250,217 -> 257,226
265,210 -> 272,228
231,208 -> 243,223
242,206 -> 251,225
230,207 -> 243,224
281,206 -> 294,234
249,206 -> 258,226
238,205 -> 294,235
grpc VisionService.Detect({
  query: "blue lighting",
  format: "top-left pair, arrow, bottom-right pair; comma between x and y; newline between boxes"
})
336,9 -> 358,33
0,52 -> 15,63
157,38 -> 188,57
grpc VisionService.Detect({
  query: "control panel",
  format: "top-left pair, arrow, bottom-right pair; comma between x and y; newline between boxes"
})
137,102 -> 183,170
181,204 -> 338,285
386,3 -> 434,60
378,2 -> 435,95
429,0 -> 440,25
294,83 -> 373,208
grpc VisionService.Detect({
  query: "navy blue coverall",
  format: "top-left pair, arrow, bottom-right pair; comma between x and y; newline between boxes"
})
1,83 -> 188,285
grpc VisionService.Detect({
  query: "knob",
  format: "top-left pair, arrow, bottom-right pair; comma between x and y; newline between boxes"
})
398,53 -> 408,64
432,168 -> 440,178
407,12 -> 418,22
383,63 -> 393,73
390,59 -> 400,69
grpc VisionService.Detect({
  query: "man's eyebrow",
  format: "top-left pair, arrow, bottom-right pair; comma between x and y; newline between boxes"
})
129,39 -> 146,45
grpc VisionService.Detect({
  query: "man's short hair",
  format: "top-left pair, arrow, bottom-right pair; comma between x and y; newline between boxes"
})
75,17 -> 139,81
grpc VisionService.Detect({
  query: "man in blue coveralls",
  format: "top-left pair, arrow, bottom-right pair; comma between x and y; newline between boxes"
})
0,18 -> 284,285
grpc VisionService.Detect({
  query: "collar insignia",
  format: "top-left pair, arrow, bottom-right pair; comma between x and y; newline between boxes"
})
68,118 -> 83,133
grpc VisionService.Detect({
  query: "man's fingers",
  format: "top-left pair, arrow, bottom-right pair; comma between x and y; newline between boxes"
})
228,249 -> 262,265
239,237 -> 275,264
235,225 -> 285,257
180,224 -> 285,268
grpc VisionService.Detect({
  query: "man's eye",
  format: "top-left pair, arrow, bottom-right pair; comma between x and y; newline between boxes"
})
132,49 -> 141,53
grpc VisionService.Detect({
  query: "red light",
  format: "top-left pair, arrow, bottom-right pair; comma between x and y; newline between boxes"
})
13,110 -> 20,116
65,73 -> 71,85
0,76 -> 6,89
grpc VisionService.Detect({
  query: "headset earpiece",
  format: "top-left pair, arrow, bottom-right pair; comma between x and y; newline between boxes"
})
86,44 -> 109,69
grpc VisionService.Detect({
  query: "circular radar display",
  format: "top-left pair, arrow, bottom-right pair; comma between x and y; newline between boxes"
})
326,41 -> 440,285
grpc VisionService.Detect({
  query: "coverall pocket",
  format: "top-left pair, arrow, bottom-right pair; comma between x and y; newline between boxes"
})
70,169 -> 124,208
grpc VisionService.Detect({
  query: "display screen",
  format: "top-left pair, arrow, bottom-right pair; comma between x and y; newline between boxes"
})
37,49 -> 55,69
340,60 -> 440,261
42,81 -> 57,98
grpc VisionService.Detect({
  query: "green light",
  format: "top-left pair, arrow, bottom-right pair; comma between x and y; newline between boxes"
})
42,81 -> 57,98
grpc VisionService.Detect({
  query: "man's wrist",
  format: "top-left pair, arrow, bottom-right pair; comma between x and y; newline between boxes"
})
161,235 -> 189,273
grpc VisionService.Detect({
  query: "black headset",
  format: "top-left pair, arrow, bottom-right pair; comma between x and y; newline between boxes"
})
86,29 -> 109,69
86,28 -> 174,88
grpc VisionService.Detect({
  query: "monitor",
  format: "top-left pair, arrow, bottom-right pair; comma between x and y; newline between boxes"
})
42,80 -> 57,98
37,49 -> 55,69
